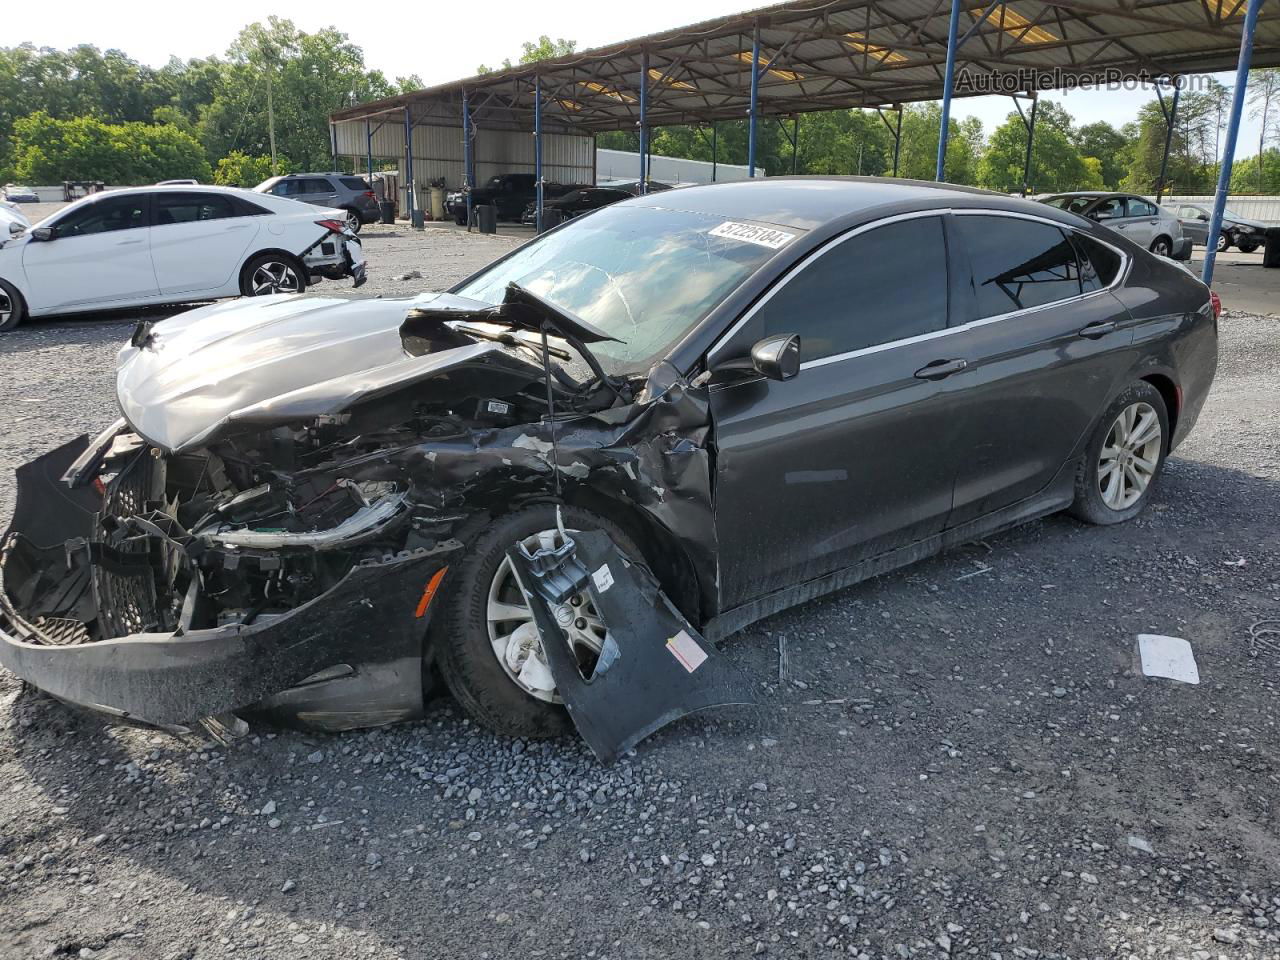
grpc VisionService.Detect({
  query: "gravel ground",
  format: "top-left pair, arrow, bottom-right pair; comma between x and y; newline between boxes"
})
1,225 -> 1278,960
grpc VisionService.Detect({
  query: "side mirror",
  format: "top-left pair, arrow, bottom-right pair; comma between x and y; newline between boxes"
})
30,226 -> 54,241
7,220 -> 23,237
1198,213 -> 1209,221
750,334 -> 801,381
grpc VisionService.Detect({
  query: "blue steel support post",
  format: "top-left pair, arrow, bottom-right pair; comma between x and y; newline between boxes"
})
462,90 -> 473,229
1203,0 -> 1264,286
534,75 -> 544,234
748,24 -> 760,177
711,123 -> 718,181
403,107 -> 415,225
936,0 -> 962,181
638,51 -> 649,194
365,119 -> 373,182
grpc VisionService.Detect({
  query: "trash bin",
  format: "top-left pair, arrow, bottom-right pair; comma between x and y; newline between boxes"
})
1263,226 -> 1280,269
378,200 -> 395,225
411,209 -> 425,230
541,208 -> 564,232
476,204 -> 497,234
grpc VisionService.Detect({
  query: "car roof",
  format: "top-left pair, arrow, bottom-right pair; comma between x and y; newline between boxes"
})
624,176 -> 1064,231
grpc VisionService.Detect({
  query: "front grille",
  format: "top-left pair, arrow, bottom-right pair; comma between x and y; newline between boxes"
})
94,452 -> 163,639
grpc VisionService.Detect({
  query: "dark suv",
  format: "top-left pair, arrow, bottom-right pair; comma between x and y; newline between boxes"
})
255,174 -> 379,234
446,174 -> 579,225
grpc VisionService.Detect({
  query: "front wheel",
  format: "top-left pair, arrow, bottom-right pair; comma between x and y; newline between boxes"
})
1069,381 -> 1169,526
0,279 -> 25,332
435,504 -> 642,739
1149,236 -> 1172,258
240,253 -> 305,297
1238,240 -> 1260,254
1216,232 -> 1231,253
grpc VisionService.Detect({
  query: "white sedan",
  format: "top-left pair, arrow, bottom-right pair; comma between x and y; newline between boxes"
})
0,185 -> 366,332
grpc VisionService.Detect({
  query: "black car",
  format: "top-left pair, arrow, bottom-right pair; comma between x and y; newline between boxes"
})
520,187 -> 634,224
445,174 -> 578,225
0,178 -> 1217,760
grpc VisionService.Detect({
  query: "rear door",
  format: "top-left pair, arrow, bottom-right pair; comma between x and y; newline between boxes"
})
1116,197 -> 1161,247
942,213 -> 1135,526
21,193 -> 156,312
150,191 -> 263,296
709,214 -> 965,608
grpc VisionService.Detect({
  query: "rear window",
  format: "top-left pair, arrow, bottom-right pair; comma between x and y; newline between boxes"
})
340,177 -> 371,191
1071,233 -> 1124,291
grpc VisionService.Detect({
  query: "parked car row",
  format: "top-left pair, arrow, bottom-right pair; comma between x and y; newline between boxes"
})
0,184 -> 365,332
1038,192 -> 1192,260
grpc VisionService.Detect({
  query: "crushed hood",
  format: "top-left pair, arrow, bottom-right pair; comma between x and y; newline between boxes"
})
116,292 -> 545,452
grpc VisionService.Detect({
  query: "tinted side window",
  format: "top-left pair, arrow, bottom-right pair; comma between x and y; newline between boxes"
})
55,194 -> 148,237
756,216 -> 948,362
1091,197 -> 1124,220
270,180 -> 297,196
301,178 -> 333,194
955,216 -> 1081,316
154,192 -> 237,225
340,177 -> 370,190
1071,233 -> 1123,290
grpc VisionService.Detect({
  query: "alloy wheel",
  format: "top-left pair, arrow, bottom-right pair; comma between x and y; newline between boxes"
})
1098,401 -> 1162,510
1151,238 -> 1171,257
250,261 -> 302,295
345,210 -> 361,233
1217,232 -> 1230,253
485,528 -> 608,703
0,289 -> 11,328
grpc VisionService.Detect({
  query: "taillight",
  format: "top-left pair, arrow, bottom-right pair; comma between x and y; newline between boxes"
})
363,190 -> 376,199
1209,290 -> 1222,321
315,219 -> 345,233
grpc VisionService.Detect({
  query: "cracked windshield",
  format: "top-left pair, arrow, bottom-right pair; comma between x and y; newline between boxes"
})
453,205 -> 798,375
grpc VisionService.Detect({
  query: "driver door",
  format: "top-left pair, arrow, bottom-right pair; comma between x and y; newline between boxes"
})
21,193 -> 157,312
708,214 -> 964,609
1177,205 -> 1209,244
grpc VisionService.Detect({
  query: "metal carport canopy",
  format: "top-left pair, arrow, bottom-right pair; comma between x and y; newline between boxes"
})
330,0 -> 1280,132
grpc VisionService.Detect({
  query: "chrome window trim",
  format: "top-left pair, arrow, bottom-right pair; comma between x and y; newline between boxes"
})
710,205 -> 1131,374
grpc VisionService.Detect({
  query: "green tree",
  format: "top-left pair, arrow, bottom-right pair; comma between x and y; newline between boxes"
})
895,103 -> 983,183
977,105 -> 1098,193
477,36 -> 577,75
1229,146 -> 1280,193
213,150 -> 281,186
1247,68 -> 1280,193
11,111 -> 211,183
1072,121 -> 1129,189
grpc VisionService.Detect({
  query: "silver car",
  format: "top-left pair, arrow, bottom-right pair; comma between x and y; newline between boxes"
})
1040,192 -> 1190,260
1170,202 -> 1266,254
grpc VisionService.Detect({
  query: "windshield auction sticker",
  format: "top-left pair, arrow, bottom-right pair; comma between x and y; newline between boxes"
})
708,221 -> 796,249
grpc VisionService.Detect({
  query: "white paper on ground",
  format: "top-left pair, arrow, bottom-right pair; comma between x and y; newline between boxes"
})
1136,634 -> 1200,684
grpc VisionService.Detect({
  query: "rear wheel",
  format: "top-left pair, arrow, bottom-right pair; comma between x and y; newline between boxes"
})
1149,236 -> 1172,258
343,209 -> 362,234
1069,381 -> 1169,526
0,279 -> 24,332
435,504 -> 641,739
240,253 -> 305,297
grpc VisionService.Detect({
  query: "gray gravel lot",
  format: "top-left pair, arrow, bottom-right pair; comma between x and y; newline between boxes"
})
1,224 -> 1278,960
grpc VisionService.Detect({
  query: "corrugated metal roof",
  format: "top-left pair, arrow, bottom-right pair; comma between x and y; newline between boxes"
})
330,0 -> 1280,131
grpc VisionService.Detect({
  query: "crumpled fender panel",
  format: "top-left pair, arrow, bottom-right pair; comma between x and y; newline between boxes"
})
508,529 -> 753,763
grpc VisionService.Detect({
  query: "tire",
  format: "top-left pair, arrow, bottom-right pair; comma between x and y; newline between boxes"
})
0,279 -> 25,332
1216,232 -> 1231,253
239,253 -> 306,297
1149,236 -> 1172,258
1069,381 -> 1169,526
435,504 -> 642,739
1238,240 -> 1260,254
342,208 -> 362,234
454,212 -> 467,226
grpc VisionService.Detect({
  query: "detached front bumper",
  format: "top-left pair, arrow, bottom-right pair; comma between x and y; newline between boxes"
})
0,440 -> 450,731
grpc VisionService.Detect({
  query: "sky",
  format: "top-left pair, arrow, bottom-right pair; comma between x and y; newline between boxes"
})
6,0 -> 1268,159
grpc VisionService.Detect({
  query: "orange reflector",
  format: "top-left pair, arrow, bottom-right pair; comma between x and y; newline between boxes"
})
414,567 -> 449,618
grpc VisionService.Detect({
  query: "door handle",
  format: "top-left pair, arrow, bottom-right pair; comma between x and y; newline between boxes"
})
115,238 -> 144,245
914,358 -> 968,380
1078,321 -> 1117,339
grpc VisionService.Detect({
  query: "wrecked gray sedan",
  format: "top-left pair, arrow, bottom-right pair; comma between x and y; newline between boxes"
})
0,178 -> 1217,760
